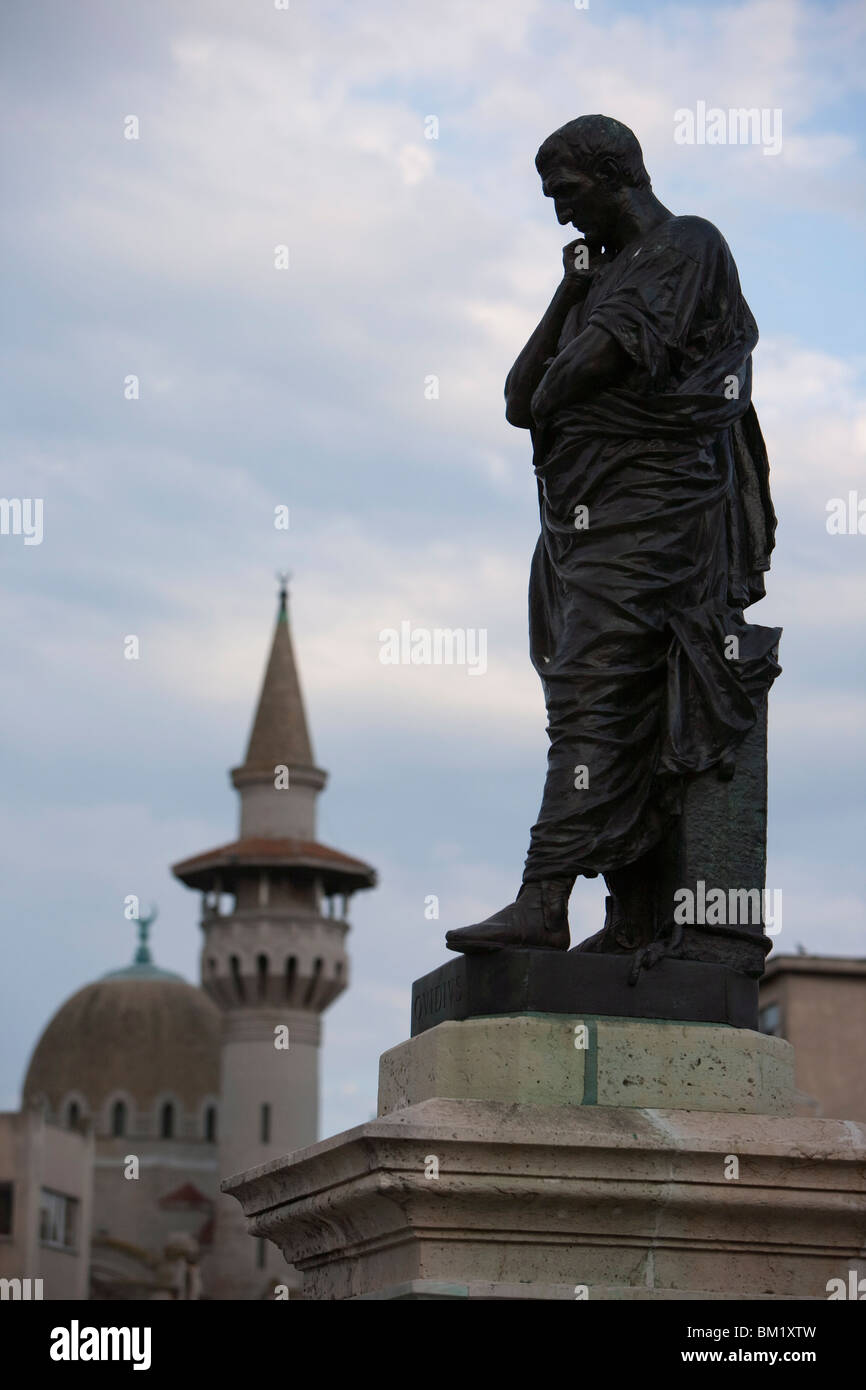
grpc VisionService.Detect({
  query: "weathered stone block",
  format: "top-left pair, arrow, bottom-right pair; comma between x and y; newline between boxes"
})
381,1015 -> 794,1116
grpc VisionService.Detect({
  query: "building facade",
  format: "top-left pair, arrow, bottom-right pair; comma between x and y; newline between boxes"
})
758,954 -> 866,1121
0,1107 -> 93,1301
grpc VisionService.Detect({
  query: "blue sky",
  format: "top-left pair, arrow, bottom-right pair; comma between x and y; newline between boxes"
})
2,0 -> 864,1137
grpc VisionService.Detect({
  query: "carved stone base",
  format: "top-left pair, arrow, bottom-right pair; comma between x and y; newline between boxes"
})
412,950 -> 758,1034
224,1092 -> 866,1301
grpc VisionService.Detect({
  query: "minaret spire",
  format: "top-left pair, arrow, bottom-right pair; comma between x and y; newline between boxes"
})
237,575 -> 315,779
277,569 -> 290,618
172,576 -> 377,1299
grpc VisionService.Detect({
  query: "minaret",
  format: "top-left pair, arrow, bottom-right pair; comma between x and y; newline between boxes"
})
172,579 -> 376,1299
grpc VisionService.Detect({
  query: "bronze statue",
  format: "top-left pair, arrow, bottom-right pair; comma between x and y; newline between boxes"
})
447,116 -> 780,982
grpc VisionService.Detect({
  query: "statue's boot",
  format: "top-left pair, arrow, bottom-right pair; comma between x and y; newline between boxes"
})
445,877 -> 573,954
573,894 -> 644,954
573,851 -> 659,954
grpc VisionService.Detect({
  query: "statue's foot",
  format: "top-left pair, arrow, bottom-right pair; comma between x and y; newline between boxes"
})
572,896 -> 646,954
445,878 -> 571,954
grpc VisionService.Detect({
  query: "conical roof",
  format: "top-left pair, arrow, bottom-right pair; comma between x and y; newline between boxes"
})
175,580 -> 377,898
237,582 -> 315,773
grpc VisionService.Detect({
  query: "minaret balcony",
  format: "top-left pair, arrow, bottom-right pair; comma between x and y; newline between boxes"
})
201,945 -> 348,1014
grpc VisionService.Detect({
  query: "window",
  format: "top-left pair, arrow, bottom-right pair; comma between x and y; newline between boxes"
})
284,957 -> 296,1000
256,1237 -> 266,1269
304,958 -> 322,1005
111,1100 -> 127,1137
66,1101 -> 80,1130
257,954 -> 268,1000
759,1001 -> 782,1037
160,1102 -> 175,1139
0,1182 -> 13,1237
39,1189 -> 78,1250
204,1105 -> 217,1143
230,955 -> 245,1002
260,1103 -> 271,1144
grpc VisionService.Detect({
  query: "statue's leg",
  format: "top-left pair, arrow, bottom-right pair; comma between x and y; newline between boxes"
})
575,698 -> 771,978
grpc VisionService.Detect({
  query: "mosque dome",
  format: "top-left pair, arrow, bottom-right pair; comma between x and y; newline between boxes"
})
21,916 -> 220,1138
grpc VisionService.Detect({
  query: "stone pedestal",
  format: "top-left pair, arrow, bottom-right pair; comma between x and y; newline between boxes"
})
223,1016 -> 866,1300
381,1016 -> 793,1115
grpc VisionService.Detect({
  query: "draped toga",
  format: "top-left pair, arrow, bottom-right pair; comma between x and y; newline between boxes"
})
522,215 -> 781,881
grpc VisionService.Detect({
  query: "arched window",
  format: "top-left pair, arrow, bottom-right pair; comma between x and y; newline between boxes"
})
304,957 -> 323,1006
230,955 -> 245,1002
284,956 -> 297,1000
204,1105 -> 217,1143
111,1100 -> 127,1137
67,1101 -> 80,1131
160,1101 -> 175,1139
256,954 -> 268,1000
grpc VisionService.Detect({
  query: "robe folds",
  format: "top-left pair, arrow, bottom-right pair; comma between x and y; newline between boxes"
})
523,215 -> 781,881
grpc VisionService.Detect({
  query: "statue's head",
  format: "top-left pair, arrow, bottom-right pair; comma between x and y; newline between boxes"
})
535,115 -> 651,243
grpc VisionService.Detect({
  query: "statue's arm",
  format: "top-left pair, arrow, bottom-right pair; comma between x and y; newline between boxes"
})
505,239 -> 602,429
529,325 -> 630,420
504,280 -> 584,429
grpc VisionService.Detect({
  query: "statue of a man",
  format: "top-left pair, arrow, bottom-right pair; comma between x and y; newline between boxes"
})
447,115 -> 780,965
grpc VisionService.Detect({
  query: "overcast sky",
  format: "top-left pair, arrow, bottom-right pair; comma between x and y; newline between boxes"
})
2,0 -> 864,1137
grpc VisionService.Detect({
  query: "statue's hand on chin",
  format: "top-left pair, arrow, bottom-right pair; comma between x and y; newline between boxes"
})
560,239 -> 597,302
530,378 -> 554,426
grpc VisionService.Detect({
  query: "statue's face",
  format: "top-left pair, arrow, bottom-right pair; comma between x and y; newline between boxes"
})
538,156 -> 618,243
